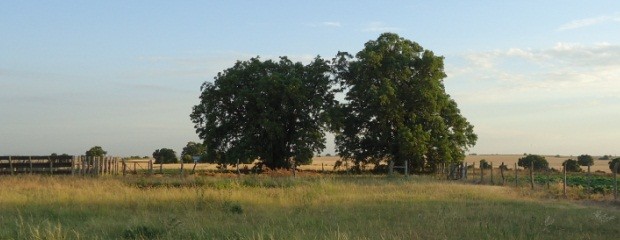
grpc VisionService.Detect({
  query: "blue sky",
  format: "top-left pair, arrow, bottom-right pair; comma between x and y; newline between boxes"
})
1,1 -> 619,156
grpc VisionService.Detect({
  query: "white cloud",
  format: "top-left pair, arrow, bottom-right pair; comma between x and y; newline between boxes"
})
322,21 -> 342,27
362,21 -> 400,32
557,13 -> 620,31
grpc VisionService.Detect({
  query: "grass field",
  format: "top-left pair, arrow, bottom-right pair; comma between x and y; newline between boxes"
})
1,174 -> 618,239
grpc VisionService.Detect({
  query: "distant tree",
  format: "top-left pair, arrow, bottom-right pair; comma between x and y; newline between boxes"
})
517,154 -> 549,171
190,56 -> 335,169
479,159 -> 491,169
562,159 -> 582,172
181,141 -> 206,163
598,155 -> 612,160
609,158 -> 620,173
332,33 -> 477,173
86,146 -> 107,157
152,148 -> 178,164
577,154 -> 594,167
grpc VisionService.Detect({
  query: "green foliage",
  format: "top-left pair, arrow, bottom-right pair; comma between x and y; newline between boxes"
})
577,154 -> 594,166
191,56 -> 335,169
562,159 -> 582,172
152,148 -> 178,164
479,159 -> 491,169
85,146 -> 107,157
609,158 -> 620,173
517,154 -> 549,171
181,142 -> 206,163
598,155 -> 612,160
332,33 -> 477,173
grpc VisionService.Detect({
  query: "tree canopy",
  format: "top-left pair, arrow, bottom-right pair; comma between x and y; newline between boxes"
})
181,141 -> 206,163
85,146 -> 107,157
577,154 -> 594,167
153,148 -> 178,164
562,159 -> 582,172
332,33 -> 477,172
517,154 -> 549,171
191,56 -> 335,169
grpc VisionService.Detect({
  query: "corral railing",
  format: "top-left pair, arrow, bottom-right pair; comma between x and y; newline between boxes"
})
0,156 -> 124,176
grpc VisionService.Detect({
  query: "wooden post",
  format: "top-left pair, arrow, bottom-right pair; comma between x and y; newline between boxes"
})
149,160 -> 153,175
614,162 -> 618,201
192,162 -> 197,174
71,156 -> 75,175
472,162 -> 476,176
388,160 -> 394,176
404,160 -> 409,177
122,160 -> 127,176
529,160 -> 534,189
49,156 -> 53,175
490,162 -> 494,185
587,165 -> 591,195
8,156 -> 13,175
563,165 -> 567,198
480,162 -> 484,183
464,163 -> 468,179
500,162 -> 505,185
181,160 -> 185,176
292,161 -> 296,178
515,163 -> 518,187
29,156 -> 33,174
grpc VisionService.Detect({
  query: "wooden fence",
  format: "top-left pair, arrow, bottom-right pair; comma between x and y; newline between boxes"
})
0,156 -> 132,176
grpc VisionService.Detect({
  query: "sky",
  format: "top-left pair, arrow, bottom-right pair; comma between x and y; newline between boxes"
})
1,1 -> 619,157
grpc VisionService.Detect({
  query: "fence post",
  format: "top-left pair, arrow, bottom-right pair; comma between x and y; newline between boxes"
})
404,160 -> 409,177
529,160 -> 534,190
490,162 -> 494,185
49,156 -> 53,175
181,159 -> 185,176
388,160 -> 394,176
292,161 -> 296,178
8,156 -> 13,175
480,162 -> 484,183
515,163 -> 518,187
472,162 -> 476,176
614,162 -> 619,201
563,165 -> 567,198
29,156 -> 33,174
122,160 -> 127,176
500,162 -> 505,185
587,165 -> 591,196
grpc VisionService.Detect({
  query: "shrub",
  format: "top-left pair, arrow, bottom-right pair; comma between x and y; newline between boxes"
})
609,158 -> 620,173
577,154 -> 594,167
517,154 -> 549,171
562,159 -> 582,172
479,159 -> 491,169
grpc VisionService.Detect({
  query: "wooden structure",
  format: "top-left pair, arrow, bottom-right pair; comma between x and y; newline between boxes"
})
0,155 -> 124,175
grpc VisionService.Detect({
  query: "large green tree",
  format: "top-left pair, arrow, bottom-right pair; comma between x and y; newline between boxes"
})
577,154 -> 594,167
85,146 -> 107,157
191,56 -> 335,169
332,33 -> 477,172
181,141 -> 206,163
152,148 -> 178,164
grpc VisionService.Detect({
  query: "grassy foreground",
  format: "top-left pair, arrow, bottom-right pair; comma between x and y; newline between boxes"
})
0,175 -> 618,239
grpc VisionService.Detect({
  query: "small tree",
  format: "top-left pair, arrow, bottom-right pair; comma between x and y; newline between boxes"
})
562,159 -> 582,172
479,159 -> 491,169
153,148 -> 178,164
517,154 -> 549,171
609,158 -> 620,173
181,142 -> 206,163
577,154 -> 594,167
86,146 -> 107,157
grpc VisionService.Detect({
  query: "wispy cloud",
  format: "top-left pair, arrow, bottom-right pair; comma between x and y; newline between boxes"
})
557,13 -> 620,31
362,21 -> 400,32
322,21 -> 342,27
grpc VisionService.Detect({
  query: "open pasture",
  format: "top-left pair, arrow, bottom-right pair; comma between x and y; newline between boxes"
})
0,174 -> 618,239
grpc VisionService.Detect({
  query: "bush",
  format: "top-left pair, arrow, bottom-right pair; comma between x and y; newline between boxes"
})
577,154 -> 594,167
609,158 -> 620,173
153,148 -> 178,164
517,154 -> 549,171
479,159 -> 491,169
562,159 -> 582,172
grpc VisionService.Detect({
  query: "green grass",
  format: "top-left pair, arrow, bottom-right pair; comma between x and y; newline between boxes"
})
0,174 -> 618,239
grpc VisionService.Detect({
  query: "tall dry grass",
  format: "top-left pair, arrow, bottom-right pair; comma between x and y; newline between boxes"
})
0,174 -> 618,239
